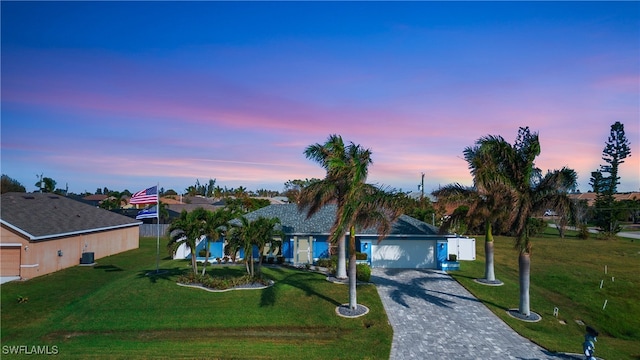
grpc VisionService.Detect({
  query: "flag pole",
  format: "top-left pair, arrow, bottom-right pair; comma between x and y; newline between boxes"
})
156,182 -> 160,273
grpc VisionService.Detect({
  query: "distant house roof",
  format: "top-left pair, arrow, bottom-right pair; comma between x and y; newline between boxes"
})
183,195 -> 215,205
252,196 -> 288,204
1,192 -> 141,241
83,194 -> 109,202
166,204 -> 222,214
236,204 -> 439,237
160,196 -> 183,205
568,192 -> 640,206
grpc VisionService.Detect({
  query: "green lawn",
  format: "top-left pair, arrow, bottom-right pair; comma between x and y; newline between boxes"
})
1,238 -> 392,359
450,227 -> 640,360
4,230 -> 639,359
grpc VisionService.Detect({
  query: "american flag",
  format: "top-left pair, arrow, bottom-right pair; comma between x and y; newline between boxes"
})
130,186 -> 158,204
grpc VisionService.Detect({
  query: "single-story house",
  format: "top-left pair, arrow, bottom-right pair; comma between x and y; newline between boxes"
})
1,192 -> 141,281
177,204 -> 474,269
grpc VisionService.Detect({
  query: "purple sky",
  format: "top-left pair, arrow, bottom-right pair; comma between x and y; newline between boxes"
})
2,2 -> 639,195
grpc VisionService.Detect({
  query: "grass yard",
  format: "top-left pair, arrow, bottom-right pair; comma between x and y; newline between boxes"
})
450,227 -> 640,360
1,238 -> 392,359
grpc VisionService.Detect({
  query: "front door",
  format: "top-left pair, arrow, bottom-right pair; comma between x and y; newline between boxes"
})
295,237 -> 312,265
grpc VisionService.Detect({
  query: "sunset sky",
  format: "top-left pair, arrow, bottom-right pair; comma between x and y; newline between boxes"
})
2,1 -> 638,195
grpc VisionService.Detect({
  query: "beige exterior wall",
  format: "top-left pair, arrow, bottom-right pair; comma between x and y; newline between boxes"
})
0,225 -> 139,280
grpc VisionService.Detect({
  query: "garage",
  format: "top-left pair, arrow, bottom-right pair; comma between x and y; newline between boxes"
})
371,239 -> 436,269
0,244 -> 21,276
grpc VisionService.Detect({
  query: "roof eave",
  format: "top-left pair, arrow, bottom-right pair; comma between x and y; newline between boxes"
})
1,220 -> 142,241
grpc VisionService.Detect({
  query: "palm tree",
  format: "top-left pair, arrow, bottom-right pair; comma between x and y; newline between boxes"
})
251,217 -> 282,275
300,135 -> 402,310
167,208 -> 212,275
299,134 -> 352,279
227,216 -> 282,277
478,127 -> 577,317
433,138 -> 514,284
200,209 -> 234,275
342,184 -> 403,309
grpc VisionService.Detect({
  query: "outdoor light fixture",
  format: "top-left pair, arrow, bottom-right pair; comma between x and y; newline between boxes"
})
24,245 -> 29,251
364,243 -> 369,250
57,250 -> 63,257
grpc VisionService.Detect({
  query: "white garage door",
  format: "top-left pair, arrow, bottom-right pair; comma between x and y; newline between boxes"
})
371,240 -> 436,269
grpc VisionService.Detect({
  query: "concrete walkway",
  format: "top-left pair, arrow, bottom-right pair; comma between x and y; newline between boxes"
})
0,276 -> 20,285
372,268 -> 580,360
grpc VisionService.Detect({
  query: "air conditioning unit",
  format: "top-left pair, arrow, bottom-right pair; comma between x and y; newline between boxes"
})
80,252 -> 94,264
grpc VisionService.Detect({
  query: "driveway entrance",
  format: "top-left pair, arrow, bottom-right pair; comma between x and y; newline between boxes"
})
372,269 -> 571,359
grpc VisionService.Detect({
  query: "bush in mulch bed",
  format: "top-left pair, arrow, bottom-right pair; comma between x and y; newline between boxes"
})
177,273 -> 271,290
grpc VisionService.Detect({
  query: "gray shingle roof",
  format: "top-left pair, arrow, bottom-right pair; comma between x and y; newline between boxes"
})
1,192 -> 141,241
238,204 -> 439,236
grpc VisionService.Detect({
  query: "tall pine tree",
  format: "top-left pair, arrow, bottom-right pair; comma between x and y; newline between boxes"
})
591,121 -> 631,236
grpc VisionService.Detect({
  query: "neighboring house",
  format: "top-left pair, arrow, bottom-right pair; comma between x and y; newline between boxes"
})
193,204 -> 474,269
567,191 -> 640,207
81,194 -> 109,207
0,192 -> 141,281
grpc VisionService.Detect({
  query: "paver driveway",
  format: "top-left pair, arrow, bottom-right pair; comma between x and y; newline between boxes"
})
372,268 -> 580,360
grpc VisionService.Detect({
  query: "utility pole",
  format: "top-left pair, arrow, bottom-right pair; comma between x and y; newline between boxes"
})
420,172 -> 425,200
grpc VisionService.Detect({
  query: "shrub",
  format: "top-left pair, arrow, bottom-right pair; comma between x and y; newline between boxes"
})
526,218 -> 547,237
356,264 -> 371,282
198,249 -> 209,257
276,256 -> 285,264
578,224 -> 591,240
315,258 -> 332,268
267,257 -> 275,264
448,254 -> 457,262
355,252 -> 368,260
177,273 -> 270,290
315,257 -> 336,274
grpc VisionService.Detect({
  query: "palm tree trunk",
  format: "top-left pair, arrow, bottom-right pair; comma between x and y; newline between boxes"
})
336,234 -> 347,279
250,254 -> 255,277
201,241 -> 209,276
518,251 -> 531,316
484,221 -> 495,281
191,249 -> 198,276
257,246 -> 265,276
348,229 -> 357,309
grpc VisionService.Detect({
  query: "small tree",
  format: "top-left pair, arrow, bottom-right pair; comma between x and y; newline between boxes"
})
167,208 -> 213,275
35,176 -> 56,193
200,209 -> 234,275
227,216 -> 281,277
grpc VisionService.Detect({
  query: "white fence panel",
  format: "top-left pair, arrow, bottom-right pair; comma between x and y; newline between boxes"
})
448,237 -> 476,261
